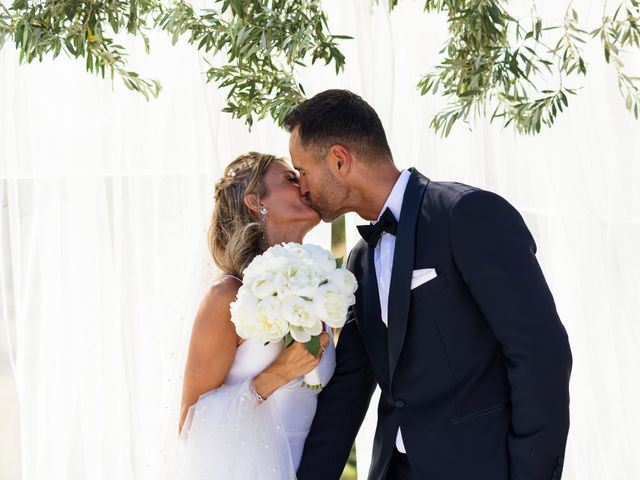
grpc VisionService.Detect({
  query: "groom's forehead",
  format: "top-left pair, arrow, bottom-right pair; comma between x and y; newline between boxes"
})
289,127 -> 311,153
288,127 -> 300,147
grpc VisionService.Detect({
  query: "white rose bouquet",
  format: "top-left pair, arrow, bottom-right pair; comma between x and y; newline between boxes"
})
229,242 -> 357,389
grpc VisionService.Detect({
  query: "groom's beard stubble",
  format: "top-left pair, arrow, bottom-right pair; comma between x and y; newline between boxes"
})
307,195 -> 340,223
307,178 -> 348,223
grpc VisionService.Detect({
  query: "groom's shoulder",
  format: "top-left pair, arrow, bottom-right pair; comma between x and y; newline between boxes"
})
422,179 -> 519,223
422,179 -> 482,211
346,239 -> 368,271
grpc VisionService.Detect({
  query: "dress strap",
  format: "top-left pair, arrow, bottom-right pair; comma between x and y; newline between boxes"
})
220,274 -> 243,283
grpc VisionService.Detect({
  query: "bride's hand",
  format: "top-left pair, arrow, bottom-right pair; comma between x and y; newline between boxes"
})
273,332 -> 331,381
252,332 -> 330,400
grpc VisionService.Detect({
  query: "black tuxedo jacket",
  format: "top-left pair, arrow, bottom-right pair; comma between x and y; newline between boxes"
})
297,169 -> 572,480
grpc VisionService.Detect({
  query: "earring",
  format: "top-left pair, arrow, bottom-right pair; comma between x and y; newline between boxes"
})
260,206 -> 268,215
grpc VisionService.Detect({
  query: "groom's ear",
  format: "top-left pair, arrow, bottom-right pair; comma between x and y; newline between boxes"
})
327,144 -> 352,178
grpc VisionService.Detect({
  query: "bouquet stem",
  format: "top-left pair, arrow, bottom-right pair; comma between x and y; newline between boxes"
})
302,366 -> 323,390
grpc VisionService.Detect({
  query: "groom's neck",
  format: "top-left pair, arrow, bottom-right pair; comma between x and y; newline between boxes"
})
350,164 -> 401,221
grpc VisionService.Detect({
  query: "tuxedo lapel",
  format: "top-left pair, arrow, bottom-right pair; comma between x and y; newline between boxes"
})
387,168 -> 430,382
360,245 -> 390,382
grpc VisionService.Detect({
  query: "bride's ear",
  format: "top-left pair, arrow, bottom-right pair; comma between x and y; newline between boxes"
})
243,194 -> 261,216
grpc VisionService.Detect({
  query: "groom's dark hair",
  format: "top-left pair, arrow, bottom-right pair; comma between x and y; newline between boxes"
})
283,89 -> 392,163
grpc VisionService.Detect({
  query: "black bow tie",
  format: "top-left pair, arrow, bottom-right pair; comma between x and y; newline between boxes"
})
357,207 -> 398,248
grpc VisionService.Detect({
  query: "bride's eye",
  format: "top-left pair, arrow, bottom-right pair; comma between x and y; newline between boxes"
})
288,175 -> 299,183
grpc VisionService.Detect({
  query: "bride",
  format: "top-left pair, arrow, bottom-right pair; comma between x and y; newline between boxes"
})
176,152 -> 336,479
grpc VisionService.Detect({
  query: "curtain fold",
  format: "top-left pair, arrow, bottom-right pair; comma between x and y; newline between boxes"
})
1,0 -> 638,479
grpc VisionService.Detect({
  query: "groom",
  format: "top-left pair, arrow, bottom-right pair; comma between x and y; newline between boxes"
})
285,90 -> 572,480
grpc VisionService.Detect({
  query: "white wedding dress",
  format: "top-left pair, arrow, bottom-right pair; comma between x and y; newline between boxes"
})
175,308 -> 336,479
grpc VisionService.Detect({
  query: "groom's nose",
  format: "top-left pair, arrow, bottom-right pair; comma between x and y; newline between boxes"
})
298,177 -> 309,196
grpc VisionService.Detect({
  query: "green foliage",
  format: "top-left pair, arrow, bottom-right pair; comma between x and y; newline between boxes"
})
154,0 -> 347,126
2,0 -> 639,135
284,332 -> 294,348
1,0 -> 162,99
403,0 -> 640,135
340,444 -> 357,480
304,334 -> 320,357
331,214 -> 346,264
591,0 -> 640,119
0,0 -> 347,124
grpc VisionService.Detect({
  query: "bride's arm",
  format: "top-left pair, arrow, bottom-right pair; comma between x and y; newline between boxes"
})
179,276 -> 241,434
179,276 -> 330,434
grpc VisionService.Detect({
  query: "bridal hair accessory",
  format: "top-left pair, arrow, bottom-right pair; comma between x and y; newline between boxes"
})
227,156 -> 257,178
216,169 -> 236,185
214,161 -> 252,196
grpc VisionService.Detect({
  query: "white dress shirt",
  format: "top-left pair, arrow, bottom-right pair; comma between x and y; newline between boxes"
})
372,169 -> 411,454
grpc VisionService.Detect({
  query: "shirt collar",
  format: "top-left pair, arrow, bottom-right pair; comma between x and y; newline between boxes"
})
375,169 -> 411,223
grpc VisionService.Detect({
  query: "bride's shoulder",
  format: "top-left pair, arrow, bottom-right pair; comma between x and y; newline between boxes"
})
191,276 -> 242,341
203,275 -> 242,305
194,276 -> 241,323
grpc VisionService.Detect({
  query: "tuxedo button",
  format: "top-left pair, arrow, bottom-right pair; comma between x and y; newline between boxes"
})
395,399 -> 405,409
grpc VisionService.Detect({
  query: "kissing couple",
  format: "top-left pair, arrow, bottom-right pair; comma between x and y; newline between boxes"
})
175,89 -> 572,480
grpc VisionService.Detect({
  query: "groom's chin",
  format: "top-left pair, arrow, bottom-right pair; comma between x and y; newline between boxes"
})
320,211 -> 341,223
308,201 -> 341,223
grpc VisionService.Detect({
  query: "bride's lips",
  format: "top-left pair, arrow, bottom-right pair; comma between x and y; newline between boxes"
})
301,194 -> 321,217
302,194 -> 313,208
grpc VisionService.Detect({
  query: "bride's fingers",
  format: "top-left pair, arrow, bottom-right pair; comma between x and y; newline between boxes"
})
319,332 -> 329,349
314,332 -> 330,359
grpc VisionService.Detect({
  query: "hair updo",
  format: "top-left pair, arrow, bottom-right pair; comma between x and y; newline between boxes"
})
208,152 -> 286,278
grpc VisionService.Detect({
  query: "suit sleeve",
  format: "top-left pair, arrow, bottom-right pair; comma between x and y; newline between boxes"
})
297,253 -> 377,480
449,189 -> 572,480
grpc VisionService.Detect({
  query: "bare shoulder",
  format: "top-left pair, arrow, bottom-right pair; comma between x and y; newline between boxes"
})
205,275 -> 242,306
192,276 -> 242,336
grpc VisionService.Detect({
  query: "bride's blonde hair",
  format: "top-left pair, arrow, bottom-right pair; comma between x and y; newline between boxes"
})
208,152 -> 287,278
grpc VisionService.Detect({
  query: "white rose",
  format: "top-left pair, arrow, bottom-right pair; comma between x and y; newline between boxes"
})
289,324 -> 311,343
242,246 -> 293,286
281,296 -> 317,328
265,243 -> 290,258
275,263 -> 320,299
261,254 -> 290,273
289,317 -> 324,343
229,289 -> 260,338
328,268 -> 358,296
303,244 -> 336,277
253,296 -> 289,342
242,252 -> 264,280
313,283 -> 353,328
305,317 -> 324,336
281,242 -> 312,264
250,271 -> 277,299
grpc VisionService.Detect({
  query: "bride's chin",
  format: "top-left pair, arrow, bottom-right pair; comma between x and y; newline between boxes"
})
301,214 -> 321,234
308,215 -> 321,229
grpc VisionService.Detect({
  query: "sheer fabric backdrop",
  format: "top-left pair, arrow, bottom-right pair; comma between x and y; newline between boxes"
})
1,0 -> 638,479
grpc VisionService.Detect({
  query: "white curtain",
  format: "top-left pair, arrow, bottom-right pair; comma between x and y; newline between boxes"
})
1,1 -> 639,479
